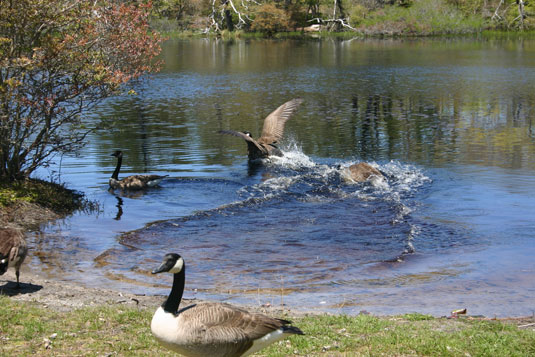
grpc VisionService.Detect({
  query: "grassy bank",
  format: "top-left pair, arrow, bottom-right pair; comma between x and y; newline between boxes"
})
1,296 -> 533,356
0,178 -> 93,229
0,179 -> 85,214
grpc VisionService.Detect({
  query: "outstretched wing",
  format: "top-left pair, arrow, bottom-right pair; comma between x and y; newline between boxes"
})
218,130 -> 266,153
259,98 -> 304,145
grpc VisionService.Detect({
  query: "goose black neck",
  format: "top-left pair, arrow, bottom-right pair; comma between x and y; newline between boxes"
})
162,266 -> 185,314
111,156 -> 122,180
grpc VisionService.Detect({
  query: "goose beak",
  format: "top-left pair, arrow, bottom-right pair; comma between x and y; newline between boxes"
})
152,263 -> 167,274
152,259 -> 174,274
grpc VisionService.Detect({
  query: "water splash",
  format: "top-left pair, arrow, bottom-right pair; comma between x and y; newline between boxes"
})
272,141 -> 317,169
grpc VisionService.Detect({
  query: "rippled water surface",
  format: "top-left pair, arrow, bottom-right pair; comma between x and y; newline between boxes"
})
28,37 -> 535,316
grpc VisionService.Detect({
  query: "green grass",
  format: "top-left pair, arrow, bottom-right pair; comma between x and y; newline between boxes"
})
1,296 -> 533,356
264,314 -> 535,356
0,296 -> 170,356
357,0 -> 485,36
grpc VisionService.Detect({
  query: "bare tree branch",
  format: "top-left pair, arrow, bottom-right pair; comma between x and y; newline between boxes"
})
308,18 -> 358,32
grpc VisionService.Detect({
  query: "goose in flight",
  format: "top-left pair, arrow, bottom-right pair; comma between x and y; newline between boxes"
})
218,98 -> 304,161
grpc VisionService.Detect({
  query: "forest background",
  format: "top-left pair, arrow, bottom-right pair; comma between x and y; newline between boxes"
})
151,0 -> 534,36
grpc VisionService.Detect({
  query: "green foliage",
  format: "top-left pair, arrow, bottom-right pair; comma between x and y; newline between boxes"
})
251,4 -> 291,34
360,0 -> 485,35
349,4 -> 370,27
446,0 -> 486,16
145,0 -> 534,35
286,2 -> 308,30
0,0 -> 164,181
505,0 -> 535,30
153,0 -> 188,20
0,178 -> 88,214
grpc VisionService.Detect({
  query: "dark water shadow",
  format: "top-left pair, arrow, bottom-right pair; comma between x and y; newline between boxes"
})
0,280 -> 43,296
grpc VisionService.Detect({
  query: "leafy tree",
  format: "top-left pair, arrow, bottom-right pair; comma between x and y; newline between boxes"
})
0,0 -> 163,181
251,4 -> 291,34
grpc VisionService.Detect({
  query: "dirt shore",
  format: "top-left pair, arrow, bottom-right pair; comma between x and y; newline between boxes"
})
1,201 -> 60,231
0,268 -> 297,319
1,269 -> 166,312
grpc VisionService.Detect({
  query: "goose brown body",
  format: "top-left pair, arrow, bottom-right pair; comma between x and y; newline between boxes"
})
218,98 -> 304,161
0,227 -> 27,287
109,150 -> 167,190
152,302 -> 301,357
346,162 -> 384,182
150,253 -> 303,357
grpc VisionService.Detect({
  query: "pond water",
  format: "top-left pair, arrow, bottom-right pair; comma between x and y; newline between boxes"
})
30,37 -> 535,317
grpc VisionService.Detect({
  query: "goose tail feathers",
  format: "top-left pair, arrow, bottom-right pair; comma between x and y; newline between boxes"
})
282,325 -> 304,335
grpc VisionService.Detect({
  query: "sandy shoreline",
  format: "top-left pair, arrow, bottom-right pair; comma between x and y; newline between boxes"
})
1,269 -> 164,312
0,269 -> 301,320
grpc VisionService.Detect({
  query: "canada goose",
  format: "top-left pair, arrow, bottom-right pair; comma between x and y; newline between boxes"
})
109,150 -> 167,190
0,227 -> 28,288
344,162 -> 384,183
151,253 -> 304,357
218,98 -> 304,161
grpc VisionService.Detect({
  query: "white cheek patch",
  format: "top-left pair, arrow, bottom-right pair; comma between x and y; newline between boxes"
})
169,257 -> 184,274
0,259 -> 6,265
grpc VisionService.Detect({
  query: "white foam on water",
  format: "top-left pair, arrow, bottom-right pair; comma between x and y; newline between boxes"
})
405,224 -> 420,254
234,142 -> 432,232
256,176 -> 296,192
382,160 -> 431,192
272,141 -> 317,169
244,141 -> 322,197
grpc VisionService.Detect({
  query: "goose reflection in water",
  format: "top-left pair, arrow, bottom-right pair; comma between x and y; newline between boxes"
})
114,196 -> 124,221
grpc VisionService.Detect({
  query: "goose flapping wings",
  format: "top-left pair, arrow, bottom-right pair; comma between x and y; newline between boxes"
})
218,98 -> 304,160
257,98 -> 304,145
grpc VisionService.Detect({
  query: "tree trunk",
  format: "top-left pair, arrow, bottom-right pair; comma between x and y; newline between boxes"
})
224,8 -> 234,31
330,0 -> 346,31
517,0 -> 525,29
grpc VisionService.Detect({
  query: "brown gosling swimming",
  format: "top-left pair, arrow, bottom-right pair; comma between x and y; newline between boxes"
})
150,253 -> 304,357
0,227 -> 28,288
218,98 -> 304,161
109,150 -> 167,190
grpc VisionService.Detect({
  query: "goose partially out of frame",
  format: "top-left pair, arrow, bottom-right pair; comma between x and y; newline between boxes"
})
0,227 -> 28,288
150,253 -> 304,357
